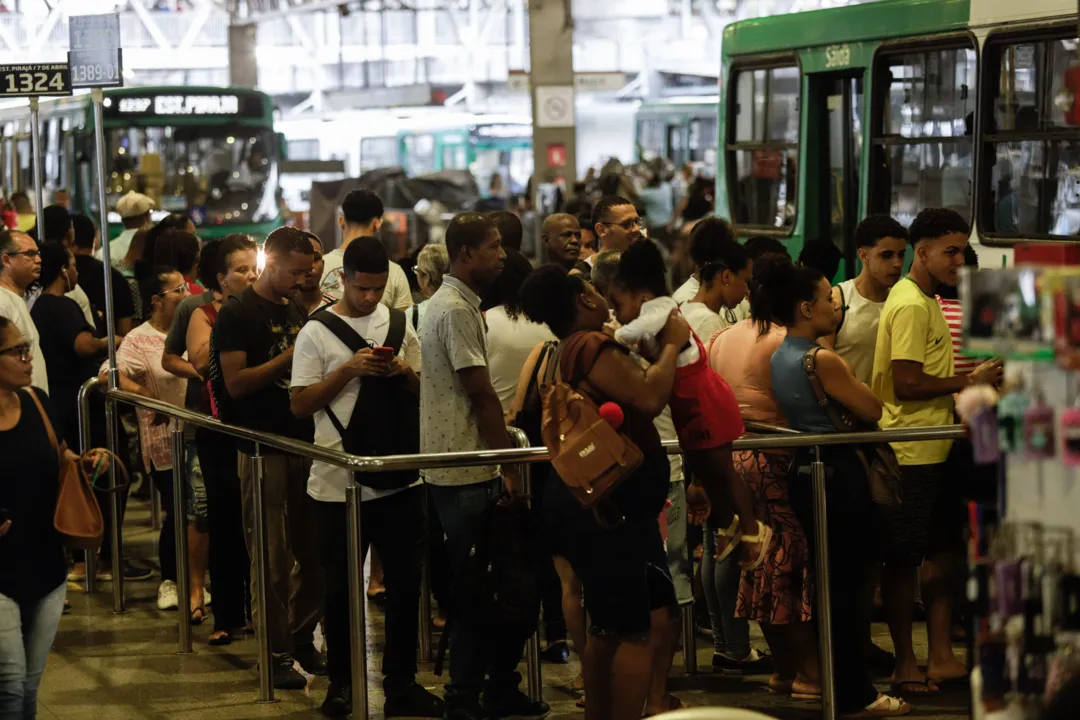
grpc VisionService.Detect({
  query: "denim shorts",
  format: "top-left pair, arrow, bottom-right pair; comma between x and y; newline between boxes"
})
664,481 -> 694,606
184,439 -> 208,529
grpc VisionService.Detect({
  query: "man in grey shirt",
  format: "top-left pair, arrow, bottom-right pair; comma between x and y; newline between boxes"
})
419,213 -> 546,720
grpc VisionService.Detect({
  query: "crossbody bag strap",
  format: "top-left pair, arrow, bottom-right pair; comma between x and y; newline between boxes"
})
801,347 -> 850,433
309,310 -> 370,354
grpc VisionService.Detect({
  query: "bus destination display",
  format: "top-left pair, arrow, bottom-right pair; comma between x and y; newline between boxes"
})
104,93 -> 264,119
0,63 -> 72,97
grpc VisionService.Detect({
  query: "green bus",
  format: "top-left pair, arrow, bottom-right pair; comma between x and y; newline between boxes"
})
718,0 -> 1078,278
635,96 -> 720,176
395,117 -> 533,196
0,85 -> 283,239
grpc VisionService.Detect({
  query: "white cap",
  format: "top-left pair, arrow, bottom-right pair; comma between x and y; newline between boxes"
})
115,191 -> 154,219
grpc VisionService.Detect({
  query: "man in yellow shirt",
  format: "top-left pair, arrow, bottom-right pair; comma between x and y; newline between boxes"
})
871,208 -> 1002,696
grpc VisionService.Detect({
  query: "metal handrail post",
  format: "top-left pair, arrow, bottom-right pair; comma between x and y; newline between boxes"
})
811,447 -> 836,720
77,377 -> 100,594
508,427 -> 543,703
346,480 -> 370,719
419,526 -> 433,662
251,444 -> 277,703
682,456 -> 696,674
29,98 -> 44,240
172,424 -> 192,653
106,401 -> 124,613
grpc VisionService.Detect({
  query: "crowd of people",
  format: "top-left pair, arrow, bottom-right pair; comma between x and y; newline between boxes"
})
0,178 -> 999,720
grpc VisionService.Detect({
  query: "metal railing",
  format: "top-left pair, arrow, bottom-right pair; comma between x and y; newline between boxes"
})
76,381 -> 968,720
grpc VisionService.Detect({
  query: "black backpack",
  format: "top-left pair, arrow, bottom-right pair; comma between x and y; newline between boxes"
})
308,308 -> 419,491
435,498 -> 541,675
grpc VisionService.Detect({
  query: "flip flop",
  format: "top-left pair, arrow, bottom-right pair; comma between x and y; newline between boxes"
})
890,678 -> 939,695
843,694 -> 912,718
208,629 -> 231,646
926,672 -> 969,687
575,696 -> 586,709
642,694 -> 685,717
190,607 -> 205,626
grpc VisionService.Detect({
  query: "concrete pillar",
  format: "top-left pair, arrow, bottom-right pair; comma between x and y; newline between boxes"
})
528,0 -> 577,214
228,22 -> 259,88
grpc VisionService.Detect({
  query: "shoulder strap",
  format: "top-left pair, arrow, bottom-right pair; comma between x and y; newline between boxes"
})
385,308 -> 407,354
540,340 -> 563,388
309,310 -> 370,354
26,387 -> 59,453
801,347 -> 849,433
834,284 -> 848,335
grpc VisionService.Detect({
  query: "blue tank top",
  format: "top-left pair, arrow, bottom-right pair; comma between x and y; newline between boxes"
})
770,336 -> 837,434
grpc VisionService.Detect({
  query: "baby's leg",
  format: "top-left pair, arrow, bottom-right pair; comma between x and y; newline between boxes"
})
687,446 -> 768,565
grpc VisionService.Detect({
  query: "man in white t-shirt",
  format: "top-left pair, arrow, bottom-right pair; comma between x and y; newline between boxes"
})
291,236 -> 442,719
320,188 -> 413,311
0,230 -> 48,392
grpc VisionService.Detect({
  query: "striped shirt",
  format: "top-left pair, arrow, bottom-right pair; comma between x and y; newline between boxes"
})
936,296 -> 978,376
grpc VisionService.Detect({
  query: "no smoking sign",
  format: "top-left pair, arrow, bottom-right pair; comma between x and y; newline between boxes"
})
535,85 -> 575,128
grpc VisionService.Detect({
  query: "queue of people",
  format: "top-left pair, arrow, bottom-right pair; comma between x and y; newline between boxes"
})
0,179 -> 995,720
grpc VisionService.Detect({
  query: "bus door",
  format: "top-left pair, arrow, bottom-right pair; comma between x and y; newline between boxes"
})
809,71 -> 863,281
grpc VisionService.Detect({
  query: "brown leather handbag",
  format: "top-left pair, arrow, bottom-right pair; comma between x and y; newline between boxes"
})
539,345 -> 643,520
801,347 -> 903,507
27,388 -> 128,550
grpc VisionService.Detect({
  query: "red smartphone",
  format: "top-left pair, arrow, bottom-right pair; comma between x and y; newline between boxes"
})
373,346 -> 394,359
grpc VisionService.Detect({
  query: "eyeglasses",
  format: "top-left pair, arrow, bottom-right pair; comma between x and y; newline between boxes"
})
160,282 -> 190,298
3,249 -> 39,260
0,343 -> 31,362
600,217 -> 643,232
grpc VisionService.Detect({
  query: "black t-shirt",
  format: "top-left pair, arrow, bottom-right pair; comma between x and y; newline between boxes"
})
73,253 -> 134,337
0,389 -> 67,603
213,286 -> 313,451
30,294 -> 102,441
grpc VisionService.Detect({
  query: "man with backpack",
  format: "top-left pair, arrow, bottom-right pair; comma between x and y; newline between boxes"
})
290,237 -> 442,718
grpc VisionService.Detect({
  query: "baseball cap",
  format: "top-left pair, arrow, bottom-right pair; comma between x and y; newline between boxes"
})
116,191 -> 154,219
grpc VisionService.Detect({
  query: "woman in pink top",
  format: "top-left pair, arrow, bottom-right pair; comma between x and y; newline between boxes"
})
707,257 -> 819,699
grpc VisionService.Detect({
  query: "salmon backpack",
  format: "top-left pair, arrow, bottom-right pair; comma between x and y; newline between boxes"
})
539,343 -> 643,525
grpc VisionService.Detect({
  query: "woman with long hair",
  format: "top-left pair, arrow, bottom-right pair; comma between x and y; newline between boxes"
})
757,260 -> 912,718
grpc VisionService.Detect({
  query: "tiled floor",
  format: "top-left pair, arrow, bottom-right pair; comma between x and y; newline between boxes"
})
38,499 -> 972,719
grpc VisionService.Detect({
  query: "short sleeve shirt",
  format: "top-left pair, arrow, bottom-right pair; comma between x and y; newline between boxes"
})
419,275 -> 499,486
871,277 -> 955,465
321,247 -> 415,310
165,290 -> 215,410
291,304 -> 422,503
0,285 -> 47,393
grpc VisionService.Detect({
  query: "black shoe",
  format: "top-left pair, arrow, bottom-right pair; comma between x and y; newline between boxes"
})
320,682 -> 352,717
444,700 -> 485,720
483,688 -> 550,718
294,644 -> 328,676
539,640 -> 569,664
272,656 -> 307,690
385,683 -> 445,718
711,648 -> 774,675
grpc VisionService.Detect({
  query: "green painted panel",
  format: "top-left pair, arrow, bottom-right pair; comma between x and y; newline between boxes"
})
722,0 -> 970,58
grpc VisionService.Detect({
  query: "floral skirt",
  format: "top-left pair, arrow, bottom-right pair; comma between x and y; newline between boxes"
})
734,449 -> 813,625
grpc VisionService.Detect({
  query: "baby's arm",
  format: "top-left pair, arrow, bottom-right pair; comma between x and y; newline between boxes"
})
614,297 -> 676,347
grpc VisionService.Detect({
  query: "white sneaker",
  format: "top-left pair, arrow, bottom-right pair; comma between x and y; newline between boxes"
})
157,580 -> 179,611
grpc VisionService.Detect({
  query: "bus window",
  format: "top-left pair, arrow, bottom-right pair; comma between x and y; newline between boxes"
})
727,64 -> 799,230
980,32 -> 1080,238
637,118 -> 664,161
402,133 -> 435,176
870,43 -> 976,227
360,136 -> 398,173
689,116 -> 719,175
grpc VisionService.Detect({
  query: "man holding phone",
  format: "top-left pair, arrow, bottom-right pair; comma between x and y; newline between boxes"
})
290,237 -> 441,718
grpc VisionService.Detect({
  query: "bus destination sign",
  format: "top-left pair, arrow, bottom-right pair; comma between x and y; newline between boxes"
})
117,95 -> 242,116
0,63 -> 72,97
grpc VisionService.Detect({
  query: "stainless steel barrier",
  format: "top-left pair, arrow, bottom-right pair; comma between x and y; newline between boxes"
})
94,387 -> 966,719
172,424 -> 192,654
77,377 -> 101,595
507,427 -> 543,703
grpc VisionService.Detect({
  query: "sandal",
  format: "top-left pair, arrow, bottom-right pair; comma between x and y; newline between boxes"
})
713,515 -> 741,562
190,607 -> 205,626
642,694 -> 685,717
843,694 -> 912,718
890,678 -> 939,695
575,696 -> 586,709
208,629 -> 231,646
739,520 -> 774,570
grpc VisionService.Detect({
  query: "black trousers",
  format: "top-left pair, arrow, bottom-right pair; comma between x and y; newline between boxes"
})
150,468 -> 177,583
197,428 -> 250,632
533,467 -> 566,644
316,485 -> 426,695
790,447 -> 879,715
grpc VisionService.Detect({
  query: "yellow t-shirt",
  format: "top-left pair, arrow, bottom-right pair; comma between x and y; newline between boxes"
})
871,277 -> 955,466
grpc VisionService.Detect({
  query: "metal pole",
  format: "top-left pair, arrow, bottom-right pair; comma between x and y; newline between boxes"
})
508,427 -> 543,703
811,447 -> 836,720
682,458 -> 696,675
251,445 -> 277,703
105,401 -> 124,612
78,377 -> 100,594
419,534 -> 433,663
29,98 -> 43,236
93,87 -> 125,614
172,424 -> 192,653
151,484 -> 162,530
346,481 -> 370,719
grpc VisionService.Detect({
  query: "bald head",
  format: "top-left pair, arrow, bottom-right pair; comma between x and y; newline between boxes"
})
542,213 -> 581,269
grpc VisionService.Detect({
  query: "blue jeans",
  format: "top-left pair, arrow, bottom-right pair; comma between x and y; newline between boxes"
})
428,478 -> 526,707
701,522 -> 749,658
663,482 -> 693,606
0,583 -> 66,719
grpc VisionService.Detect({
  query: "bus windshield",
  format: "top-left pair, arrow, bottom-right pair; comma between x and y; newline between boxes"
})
104,124 -> 278,227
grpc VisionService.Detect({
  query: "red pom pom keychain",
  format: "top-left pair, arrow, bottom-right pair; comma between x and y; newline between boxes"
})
598,401 -> 624,430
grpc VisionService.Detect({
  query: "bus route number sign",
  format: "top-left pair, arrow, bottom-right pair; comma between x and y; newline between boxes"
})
0,63 -> 72,97
68,13 -> 123,89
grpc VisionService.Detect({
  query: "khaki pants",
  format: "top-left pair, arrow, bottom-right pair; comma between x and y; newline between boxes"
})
238,451 -> 324,657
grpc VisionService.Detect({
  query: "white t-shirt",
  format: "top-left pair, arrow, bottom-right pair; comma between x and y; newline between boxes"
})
0,285 -> 47,392
66,285 -> 96,328
320,247 -> 414,311
672,276 -> 699,305
291,303 -> 422,503
485,305 -> 556,414
680,302 -> 725,346
674,275 -> 750,329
